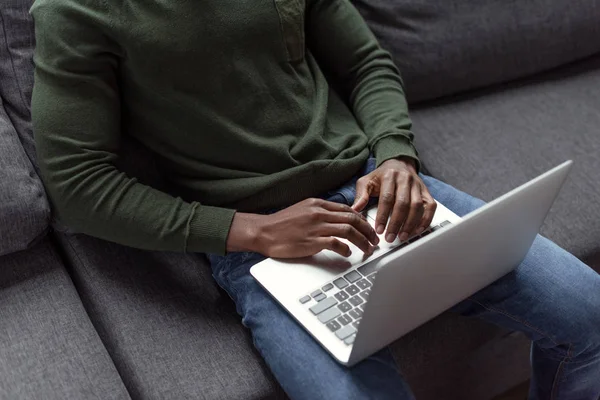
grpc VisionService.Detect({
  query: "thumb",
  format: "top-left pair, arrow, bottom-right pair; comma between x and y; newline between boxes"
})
352,177 -> 372,212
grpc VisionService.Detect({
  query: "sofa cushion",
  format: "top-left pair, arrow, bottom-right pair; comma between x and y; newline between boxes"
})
353,0 -> 600,103
55,232 -> 287,400
0,101 -> 49,255
0,238 -> 130,399
0,0 -> 37,161
411,54 -> 600,271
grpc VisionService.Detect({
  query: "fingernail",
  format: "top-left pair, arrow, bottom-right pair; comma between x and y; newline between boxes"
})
373,236 -> 380,245
377,225 -> 385,234
399,232 -> 409,242
386,233 -> 395,243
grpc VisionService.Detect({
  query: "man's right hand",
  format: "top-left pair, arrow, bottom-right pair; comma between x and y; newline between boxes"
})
226,198 -> 380,258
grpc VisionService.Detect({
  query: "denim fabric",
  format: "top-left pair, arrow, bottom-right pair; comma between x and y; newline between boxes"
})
208,161 -> 600,399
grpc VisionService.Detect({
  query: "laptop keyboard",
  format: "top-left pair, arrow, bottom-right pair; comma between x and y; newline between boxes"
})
299,220 -> 452,345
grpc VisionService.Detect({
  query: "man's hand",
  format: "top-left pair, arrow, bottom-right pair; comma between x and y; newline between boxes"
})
352,157 -> 437,243
227,199 -> 379,258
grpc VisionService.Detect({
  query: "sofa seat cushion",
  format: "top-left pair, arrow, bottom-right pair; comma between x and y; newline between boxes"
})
55,232 -> 287,400
353,0 -> 600,103
411,55 -> 600,270
0,102 -> 49,255
0,238 -> 129,399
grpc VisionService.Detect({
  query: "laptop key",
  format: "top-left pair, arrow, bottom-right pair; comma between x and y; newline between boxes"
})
309,297 -> 337,315
346,285 -> 360,296
335,325 -> 357,340
322,283 -> 334,292
333,277 -> 349,289
344,270 -> 362,283
431,224 -> 443,231
299,295 -> 311,304
357,263 -> 377,277
327,320 -> 342,332
314,293 -> 327,302
311,289 -> 322,298
440,220 -> 452,227
359,304 -> 366,312
337,314 -> 353,326
368,274 -> 377,284
360,289 -> 371,301
334,291 -> 349,301
352,320 -> 360,329
344,335 -> 356,345
349,295 -> 364,307
356,279 -> 371,290
349,309 -> 362,320
338,301 -> 352,313
318,306 -> 341,323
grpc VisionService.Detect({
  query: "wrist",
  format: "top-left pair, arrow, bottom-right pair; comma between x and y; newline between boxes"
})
226,212 -> 265,253
381,156 -> 417,172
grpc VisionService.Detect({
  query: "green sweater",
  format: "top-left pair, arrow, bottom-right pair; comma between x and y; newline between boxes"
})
32,0 -> 419,255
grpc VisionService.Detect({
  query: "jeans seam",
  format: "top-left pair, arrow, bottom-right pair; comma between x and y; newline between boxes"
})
550,343 -> 573,400
467,299 -> 560,347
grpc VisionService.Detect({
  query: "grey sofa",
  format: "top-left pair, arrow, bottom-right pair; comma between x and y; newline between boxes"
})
1,0 -> 599,399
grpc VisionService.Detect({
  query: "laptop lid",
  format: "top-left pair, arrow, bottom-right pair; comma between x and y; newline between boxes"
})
348,161 -> 572,365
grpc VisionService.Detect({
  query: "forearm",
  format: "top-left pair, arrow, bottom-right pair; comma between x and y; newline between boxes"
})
36,132 -> 236,254
306,0 -> 420,169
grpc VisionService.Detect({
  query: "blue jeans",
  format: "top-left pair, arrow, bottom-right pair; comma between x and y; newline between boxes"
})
208,160 -> 600,400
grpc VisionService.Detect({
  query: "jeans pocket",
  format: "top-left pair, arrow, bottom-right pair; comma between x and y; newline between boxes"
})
273,0 -> 305,63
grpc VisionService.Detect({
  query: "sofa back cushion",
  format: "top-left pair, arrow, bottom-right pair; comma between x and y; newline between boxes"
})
0,100 -> 50,255
0,0 -> 36,159
0,0 -> 50,254
353,0 -> 600,103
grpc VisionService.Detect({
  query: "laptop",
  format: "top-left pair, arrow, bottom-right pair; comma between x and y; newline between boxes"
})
250,161 -> 572,366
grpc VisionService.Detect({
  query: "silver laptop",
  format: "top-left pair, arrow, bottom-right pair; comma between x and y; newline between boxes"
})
250,161 -> 572,366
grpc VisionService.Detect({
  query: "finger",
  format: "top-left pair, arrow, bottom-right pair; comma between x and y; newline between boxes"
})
385,177 -> 411,242
375,172 -> 397,235
419,184 -> 437,231
322,211 -> 379,245
319,237 -> 351,257
319,200 -> 362,215
352,176 -> 372,212
324,224 -> 374,255
398,183 -> 425,241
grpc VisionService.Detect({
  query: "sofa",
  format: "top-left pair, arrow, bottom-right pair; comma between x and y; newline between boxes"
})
1,0 -> 599,399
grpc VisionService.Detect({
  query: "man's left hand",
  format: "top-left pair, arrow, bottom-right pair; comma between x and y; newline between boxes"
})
352,157 -> 437,243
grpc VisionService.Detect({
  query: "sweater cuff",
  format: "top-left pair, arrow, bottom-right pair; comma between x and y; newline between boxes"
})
373,134 -> 421,172
186,205 -> 236,255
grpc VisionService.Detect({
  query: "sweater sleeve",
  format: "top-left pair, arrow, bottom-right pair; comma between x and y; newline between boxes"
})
305,0 -> 420,170
31,0 -> 235,255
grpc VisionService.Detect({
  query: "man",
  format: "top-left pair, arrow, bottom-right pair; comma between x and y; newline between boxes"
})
31,0 -> 600,398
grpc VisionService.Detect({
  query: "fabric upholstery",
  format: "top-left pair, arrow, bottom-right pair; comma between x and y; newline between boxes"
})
57,229 -> 533,399
353,0 -> 600,103
0,238 -> 129,399
0,0 -> 37,161
56,232 -> 287,400
0,101 -> 49,255
411,54 -> 600,271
